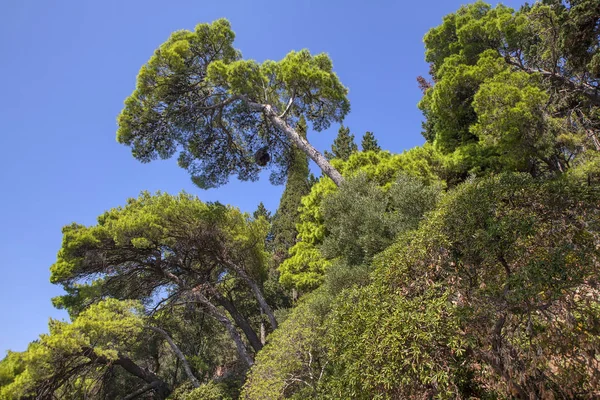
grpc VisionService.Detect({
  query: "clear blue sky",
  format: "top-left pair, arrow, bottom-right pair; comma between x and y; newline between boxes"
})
0,0 -> 523,355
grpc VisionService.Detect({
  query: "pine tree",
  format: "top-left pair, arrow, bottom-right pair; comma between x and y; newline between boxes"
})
361,131 -> 381,152
271,117 -> 312,262
325,125 -> 358,161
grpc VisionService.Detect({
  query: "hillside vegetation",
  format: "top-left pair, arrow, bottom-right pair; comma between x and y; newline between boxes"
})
2,1 -> 600,398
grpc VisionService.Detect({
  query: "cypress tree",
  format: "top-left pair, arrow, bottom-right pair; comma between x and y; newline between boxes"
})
361,131 -> 381,152
253,202 -> 272,221
271,117 -> 312,262
325,125 -> 358,161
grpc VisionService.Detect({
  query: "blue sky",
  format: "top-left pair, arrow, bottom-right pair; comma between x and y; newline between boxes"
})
0,0 -> 524,355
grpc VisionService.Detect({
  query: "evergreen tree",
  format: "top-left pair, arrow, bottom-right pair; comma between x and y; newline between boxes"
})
253,202 -> 272,222
117,19 -> 349,188
271,117 -> 312,262
361,131 -> 380,152
325,125 -> 358,161
418,1 -> 600,180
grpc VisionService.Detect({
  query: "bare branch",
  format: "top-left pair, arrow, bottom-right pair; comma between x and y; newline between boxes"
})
278,89 -> 296,119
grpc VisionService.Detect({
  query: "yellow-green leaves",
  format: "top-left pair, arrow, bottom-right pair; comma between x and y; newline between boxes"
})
421,1 -> 600,180
279,150 -> 445,292
0,300 -> 144,399
242,292 -> 330,400
51,192 -> 271,313
471,70 -> 554,170
208,59 -> 266,98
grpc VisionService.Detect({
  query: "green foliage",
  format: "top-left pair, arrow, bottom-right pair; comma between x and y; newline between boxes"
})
325,173 -> 600,398
49,191 -> 278,380
242,290 -> 331,400
51,191 -> 269,305
419,1 -> 600,181
279,149 -> 444,292
0,300 -> 146,399
471,69 -> 556,171
278,177 -> 336,291
253,202 -> 272,222
170,381 -> 233,400
207,50 -> 349,131
7,4 -> 600,400
360,131 -> 380,152
271,117 -> 311,261
321,173 -> 441,267
118,19 -> 349,188
327,283 -> 464,399
324,125 -> 358,161
0,353 -> 25,389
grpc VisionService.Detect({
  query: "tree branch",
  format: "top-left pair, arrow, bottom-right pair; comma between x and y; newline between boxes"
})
505,57 -> 600,107
147,326 -> 200,388
123,381 -> 164,400
278,90 -> 296,119
81,347 -> 171,399
244,100 -> 344,186
190,287 -> 255,366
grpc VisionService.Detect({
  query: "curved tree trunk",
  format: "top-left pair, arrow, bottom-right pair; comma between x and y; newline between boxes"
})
147,326 -> 200,388
82,347 -> 171,399
222,258 -> 278,330
213,290 -> 263,352
192,290 -> 254,367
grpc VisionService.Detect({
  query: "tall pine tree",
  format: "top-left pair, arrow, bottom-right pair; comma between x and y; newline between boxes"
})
325,125 -> 358,161
361,131 -> 381,152
271,117 -> 312,262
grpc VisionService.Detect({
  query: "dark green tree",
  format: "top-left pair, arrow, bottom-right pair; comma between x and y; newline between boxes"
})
117,19 -> 349,188
360,131 -> 380,152
271,117 -> 312,262
253,202 -> 272,222
327,173 -> 600,398
325,125 -> 358,161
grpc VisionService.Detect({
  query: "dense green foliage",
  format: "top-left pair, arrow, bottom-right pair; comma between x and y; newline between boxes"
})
279,148 -> 444,292
326,174 -> 600,398
419,0 -> 600,183
4,2 -> 600,399
117,19 -> 349,188
360,131 -> 380,152
270,117 -> 312,262
324,125 -> 358,161
0,300 -> 172,399
241,291 -> 331,400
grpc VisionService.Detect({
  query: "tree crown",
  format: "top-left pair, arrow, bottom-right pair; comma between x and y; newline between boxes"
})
117,19 -> 349,188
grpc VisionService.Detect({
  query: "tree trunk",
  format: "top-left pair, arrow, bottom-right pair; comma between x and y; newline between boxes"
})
192,290 -> 254,367
147,326 -> 200,388
246,101 -> 344,186
82,347 -> 171,399
123,381 -> 166,400
260,310 -> 266,346
222,258 -> 278,330
213,291 -> 263,352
